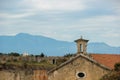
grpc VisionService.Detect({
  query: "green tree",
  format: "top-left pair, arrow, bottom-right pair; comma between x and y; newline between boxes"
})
100,71 -> 120,80
8,52 -> 20,56
0,53 -> 3,55
114,62 -> 120,71
64,53 -> 74,57
100,62 -> 120,80
40,53 -> 45,57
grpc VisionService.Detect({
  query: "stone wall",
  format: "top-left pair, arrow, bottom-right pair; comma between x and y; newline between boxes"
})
48,56 -> 110,80
0,55 -> 65,64
0,69 -> 49,80
33,70 -> 48,80
0,70 -> 33,80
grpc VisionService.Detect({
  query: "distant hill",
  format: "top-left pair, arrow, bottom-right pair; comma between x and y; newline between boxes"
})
88,43 -> 120,54
0,33 -> 120,56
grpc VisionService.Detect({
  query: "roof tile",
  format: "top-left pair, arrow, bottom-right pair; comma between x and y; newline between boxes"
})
91,54 -> 120,69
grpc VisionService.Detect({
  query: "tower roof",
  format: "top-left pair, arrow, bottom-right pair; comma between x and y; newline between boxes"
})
74,37 -> 89,42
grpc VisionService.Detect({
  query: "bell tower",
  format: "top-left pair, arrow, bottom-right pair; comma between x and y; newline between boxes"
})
74,36 -> 89,54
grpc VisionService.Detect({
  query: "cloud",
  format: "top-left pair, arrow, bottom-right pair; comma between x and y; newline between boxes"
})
0,0 -> 120,46
21,0 -> 87,11
102,32 -> 119,38
0,12 -> 35,19
0,12 -> 35,26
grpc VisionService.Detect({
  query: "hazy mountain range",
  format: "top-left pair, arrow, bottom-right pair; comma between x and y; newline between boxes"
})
0,33 -> 120,56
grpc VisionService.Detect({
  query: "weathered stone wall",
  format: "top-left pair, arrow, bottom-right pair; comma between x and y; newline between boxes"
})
48,56 -> 110,80
33,70 -> 48,80
0,70 -> 33,80
0,55 -> 65,64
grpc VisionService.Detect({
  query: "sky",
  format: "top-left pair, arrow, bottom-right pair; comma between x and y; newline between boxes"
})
0,0 -> 120,47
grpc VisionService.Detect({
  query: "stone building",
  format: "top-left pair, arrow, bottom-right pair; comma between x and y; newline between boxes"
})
48,37 -> 120,80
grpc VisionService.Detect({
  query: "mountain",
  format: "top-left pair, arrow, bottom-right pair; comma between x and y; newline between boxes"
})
0,33 -> 120,56
88,43 -> 120,54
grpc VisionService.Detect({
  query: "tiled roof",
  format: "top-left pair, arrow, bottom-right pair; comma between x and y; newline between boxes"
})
91,54 -> 120,69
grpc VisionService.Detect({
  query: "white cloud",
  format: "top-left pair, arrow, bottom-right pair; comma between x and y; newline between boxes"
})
80,15 -> 119,24
108,0 -> 120,13
21,0 -> 87,11
0,12 -> 35,26
0,13 -> 35,19
102,33 -> 120,38
61,15 -> 119,34
0,0 -> 120,46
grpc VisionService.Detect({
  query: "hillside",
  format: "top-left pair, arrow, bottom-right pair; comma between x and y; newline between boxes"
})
0,33 -> 120,56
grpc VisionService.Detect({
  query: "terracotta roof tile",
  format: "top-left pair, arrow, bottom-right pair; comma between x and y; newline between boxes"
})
91,54 -> 120,69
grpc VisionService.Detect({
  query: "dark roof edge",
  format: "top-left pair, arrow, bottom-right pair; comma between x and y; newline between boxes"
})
74,39 -> 89,42
48,54 -> 111,74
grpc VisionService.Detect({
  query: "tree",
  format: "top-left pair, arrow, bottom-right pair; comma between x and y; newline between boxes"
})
100,71 -> 120,80
0,53 -> 3,55
8,52 -> 20,56
30,54 -> 34,57
40,53 -> 45,57
100,62 -> 120,80
64,53 -> 74,57
35,53 -> 45,58
114,62 -> 120,71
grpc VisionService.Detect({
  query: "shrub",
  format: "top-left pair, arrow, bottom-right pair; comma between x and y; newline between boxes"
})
100,62 -> 120,80
114,62 -> 120,71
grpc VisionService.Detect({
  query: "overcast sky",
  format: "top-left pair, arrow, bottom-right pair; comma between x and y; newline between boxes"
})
0,0 -> 120,46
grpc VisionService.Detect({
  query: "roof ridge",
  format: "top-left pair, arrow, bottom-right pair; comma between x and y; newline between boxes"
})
48,53 -> 111,74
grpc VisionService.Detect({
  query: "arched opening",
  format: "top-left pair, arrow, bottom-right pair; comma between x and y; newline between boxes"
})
80,44 -> 83,52
52,59 -> 56,64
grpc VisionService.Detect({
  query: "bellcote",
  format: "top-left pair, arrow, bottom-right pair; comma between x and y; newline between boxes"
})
74,37 -> 89,54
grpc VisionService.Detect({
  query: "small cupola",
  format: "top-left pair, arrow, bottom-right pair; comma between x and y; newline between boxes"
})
74,36 -> 89,54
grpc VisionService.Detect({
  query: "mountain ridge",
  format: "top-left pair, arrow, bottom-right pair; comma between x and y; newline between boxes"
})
0,33 -> 120,56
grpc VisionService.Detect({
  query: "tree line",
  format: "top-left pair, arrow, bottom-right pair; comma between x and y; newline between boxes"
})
0,52 -> 45,57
